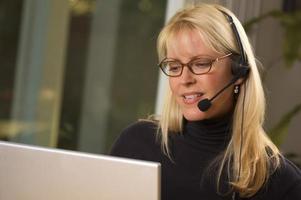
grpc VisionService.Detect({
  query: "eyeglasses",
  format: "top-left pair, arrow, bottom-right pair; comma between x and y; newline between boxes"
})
158,53 -> 232,77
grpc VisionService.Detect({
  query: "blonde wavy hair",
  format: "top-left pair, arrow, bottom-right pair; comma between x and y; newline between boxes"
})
156,4 -> 281,198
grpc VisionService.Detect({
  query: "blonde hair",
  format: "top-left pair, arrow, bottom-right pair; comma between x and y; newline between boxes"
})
156,4 -> 281,198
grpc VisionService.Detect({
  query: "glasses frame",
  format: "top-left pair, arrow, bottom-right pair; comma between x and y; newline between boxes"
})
158,53 -> 232,77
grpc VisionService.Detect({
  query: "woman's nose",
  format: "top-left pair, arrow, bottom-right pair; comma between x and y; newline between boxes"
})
180,66 -> 196,85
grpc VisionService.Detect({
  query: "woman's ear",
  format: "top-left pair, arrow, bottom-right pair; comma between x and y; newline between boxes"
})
234,77 -> 245,85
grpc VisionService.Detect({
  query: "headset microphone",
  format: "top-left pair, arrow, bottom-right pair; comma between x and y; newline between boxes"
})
198,66 -> 249,112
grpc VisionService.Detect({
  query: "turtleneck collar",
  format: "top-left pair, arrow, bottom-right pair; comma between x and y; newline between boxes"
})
182,114 -> 233,149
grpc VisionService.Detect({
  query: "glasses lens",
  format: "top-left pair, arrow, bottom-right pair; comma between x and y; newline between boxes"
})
190,58 -> 212,74
161,61 -> 182,76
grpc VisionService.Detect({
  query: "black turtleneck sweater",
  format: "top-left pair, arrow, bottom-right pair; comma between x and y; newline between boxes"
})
110,118 -> 301,200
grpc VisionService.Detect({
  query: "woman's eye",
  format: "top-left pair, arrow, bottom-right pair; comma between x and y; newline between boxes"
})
193,61 -> 211,68
167,63 -> 181,71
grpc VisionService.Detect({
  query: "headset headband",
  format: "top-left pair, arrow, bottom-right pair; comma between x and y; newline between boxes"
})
219,10 -> 248,66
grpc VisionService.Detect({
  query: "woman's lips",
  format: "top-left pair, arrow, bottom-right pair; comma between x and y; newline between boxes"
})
182,93 -> 204,104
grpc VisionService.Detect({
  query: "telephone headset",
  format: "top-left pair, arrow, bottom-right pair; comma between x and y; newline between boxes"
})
197,10 -> 250,112
196,10 -> 250,200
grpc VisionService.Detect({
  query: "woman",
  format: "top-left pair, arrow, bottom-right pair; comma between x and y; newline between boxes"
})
110,4 -> 301,200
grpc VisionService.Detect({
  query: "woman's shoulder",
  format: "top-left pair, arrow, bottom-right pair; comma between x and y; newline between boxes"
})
119,120 -> 159,140
273,157 -> 301,184
279,157 -> 301,177
109,120 -> 160,158
266,157 -> 301,199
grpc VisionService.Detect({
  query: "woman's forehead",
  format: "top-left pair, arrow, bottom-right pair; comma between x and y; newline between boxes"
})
166,29 -> 217,60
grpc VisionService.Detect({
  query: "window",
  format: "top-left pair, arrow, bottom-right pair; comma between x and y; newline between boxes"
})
0,0 -> 167,154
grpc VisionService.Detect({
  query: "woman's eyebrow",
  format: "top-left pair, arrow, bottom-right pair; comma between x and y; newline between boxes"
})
165,55 -> 214,61
189,55 -> 214,60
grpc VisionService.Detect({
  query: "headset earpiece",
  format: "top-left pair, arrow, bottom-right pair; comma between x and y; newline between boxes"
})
230,54 -> 242,76
230,54 -> 250,79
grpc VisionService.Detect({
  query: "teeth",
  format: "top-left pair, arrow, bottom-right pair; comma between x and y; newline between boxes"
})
184,94 -> 202,99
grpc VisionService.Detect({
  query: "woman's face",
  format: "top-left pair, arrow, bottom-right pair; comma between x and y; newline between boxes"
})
167,29 -> 235,121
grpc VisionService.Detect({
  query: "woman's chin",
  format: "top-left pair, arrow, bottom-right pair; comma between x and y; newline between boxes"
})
182,108 -> 208,121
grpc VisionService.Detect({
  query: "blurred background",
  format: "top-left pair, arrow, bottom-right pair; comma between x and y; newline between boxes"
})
0,0 -> 300,163
0,0 -> 166,153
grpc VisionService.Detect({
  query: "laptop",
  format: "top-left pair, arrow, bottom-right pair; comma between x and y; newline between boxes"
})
0,141 -> 161,200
